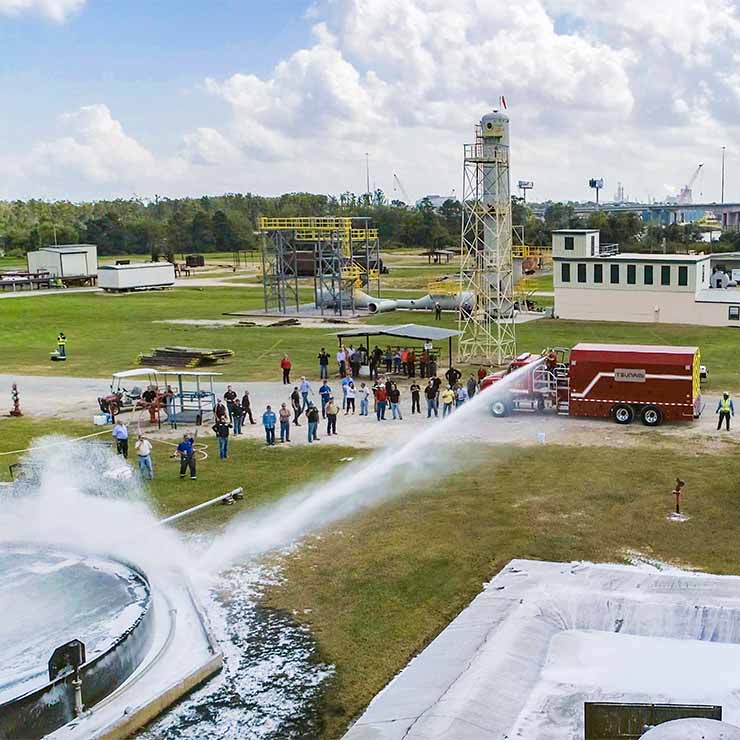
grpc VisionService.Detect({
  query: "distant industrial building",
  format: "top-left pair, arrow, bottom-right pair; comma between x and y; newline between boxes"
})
553,230 -> 740,326
416,194 -> 456,209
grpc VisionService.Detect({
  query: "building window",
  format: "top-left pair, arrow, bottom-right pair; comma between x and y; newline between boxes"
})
644,265 -> 653,285
564,236 -> 574,251
661,265 -> 671,286
577,263 -> 587,283
627,264 -> 636,285
590,235 -> 596,255
678,265 -> 688,286
730,306 -> 740,321
594,264 -> 603,283
610,264 -> 620,284
561,263 -> 571,282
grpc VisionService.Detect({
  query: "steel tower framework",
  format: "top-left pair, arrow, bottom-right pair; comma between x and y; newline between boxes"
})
458,115 -> 516,366
259,217 -> 380,315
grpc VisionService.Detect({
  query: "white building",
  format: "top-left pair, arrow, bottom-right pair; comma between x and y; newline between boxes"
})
553,229 -> 740,326
26,245 -> 97,278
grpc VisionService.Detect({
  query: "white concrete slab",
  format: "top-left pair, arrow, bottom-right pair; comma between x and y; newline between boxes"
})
344,560 -> 740,740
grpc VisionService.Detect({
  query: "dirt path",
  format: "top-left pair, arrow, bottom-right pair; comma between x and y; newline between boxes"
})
0,374 -> 733,455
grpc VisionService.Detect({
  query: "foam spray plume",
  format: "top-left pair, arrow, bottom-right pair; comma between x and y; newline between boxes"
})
202,363 -> 532,572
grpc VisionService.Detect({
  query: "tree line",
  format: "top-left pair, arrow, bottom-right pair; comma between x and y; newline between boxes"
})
0,190 -> 725,258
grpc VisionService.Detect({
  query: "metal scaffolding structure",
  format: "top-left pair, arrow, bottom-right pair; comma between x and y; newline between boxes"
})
458,112 -> 517,366
258,217 -> 381,315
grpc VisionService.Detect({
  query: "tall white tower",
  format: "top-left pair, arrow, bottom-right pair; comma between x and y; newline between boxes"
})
458,111 -> 516,366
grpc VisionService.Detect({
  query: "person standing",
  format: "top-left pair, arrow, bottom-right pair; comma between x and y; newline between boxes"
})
212,418 -> 231,460
445,365 -> 461,388
280,354 -> 292,385
336,346 -> 347,378
351,349 -> 361,378
407,349 -> 416,378
326,397 -> 339,436
279,403 -> 291,442
434,302 -> 442,320
142,385 -> 158,424
345,381 -> 356,414
456,384 -> 469,408
164,384 -> 176,420
441,386 -> 455,417
467,374 -> 478,400
57,331 -> 67,358
299,376 -> 312,410
215,398 -> 228,422
223,385 -> 237,422
112,421 -> 129,458
231,397 -> 243,435
384,346 -> 393,373
307,403 -> 320,442
290,386 -> 302,426
717,392 -> 734,431
177,434 -> 196,479
135,434 -> 154,480
341,374 -> 352,411
318,347 -> 330,379
477,365 -> 488,384
318,380 -> 332,418
410,382 -> 421,414
390,383 -> 403,420
419,349 -> 429,379
263,405 -> 277,446
359,382 -> 370,416
375,383 -> 388,420
425,380 -> 438,418
241,390 -> 256,425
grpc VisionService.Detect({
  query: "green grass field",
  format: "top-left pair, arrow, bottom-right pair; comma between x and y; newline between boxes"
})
3,286 -> 740,389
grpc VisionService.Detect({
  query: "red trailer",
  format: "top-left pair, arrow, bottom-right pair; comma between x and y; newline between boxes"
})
482,343 -> 703,426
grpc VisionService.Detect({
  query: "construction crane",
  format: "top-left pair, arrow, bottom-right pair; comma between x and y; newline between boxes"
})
393,174 -> 411,204
678,163 -> 704,205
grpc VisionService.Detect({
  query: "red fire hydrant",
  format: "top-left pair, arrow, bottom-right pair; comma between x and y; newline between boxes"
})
672,478 -> 685,515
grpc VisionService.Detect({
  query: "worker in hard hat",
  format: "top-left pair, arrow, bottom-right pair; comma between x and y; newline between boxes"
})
57,331 -> 67,359
716,391 -> 734,431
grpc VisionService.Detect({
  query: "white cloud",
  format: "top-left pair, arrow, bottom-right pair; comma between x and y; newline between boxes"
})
0,0 -> 85,22
4,0 -> 740,202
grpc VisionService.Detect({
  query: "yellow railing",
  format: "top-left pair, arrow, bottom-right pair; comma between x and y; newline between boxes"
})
512,245 -> 552,258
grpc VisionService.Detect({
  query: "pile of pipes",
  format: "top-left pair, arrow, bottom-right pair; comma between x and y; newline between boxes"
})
138,346 -> 234,368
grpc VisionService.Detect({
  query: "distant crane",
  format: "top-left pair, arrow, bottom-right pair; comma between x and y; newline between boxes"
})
393,173 -> 411,204
678,163 -> 704,205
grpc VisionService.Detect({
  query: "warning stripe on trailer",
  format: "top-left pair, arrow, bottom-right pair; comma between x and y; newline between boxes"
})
571,372 -> 692,399
573,398 -> 693,407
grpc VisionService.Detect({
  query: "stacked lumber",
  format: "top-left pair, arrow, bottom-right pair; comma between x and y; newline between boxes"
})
139,346 -> 234,368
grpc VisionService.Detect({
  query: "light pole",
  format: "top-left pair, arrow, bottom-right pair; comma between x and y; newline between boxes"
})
365,152 -> 371,201
721,146 -> 726,205
518,180 -> 534,203
589,178 -> 604,208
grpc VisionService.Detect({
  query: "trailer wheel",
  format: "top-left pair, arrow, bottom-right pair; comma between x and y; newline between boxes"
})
491,399 -> 510,418
640,405 -> 663,427
613,404 -> 634,425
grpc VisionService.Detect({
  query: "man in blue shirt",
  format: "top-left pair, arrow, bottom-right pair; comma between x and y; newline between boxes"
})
340,375 -> 352,411
263,405 -> 277,446
176,434 -> 196,479
318,381 -> 332,418
112,421 -> 129,458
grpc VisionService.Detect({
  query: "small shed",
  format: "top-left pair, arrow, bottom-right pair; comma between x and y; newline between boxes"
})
99,262 -> 175,292
335,323 -> 462,369
26,245 -> 98,279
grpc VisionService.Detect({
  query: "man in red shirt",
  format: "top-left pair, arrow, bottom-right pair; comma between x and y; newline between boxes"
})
374,384 -> 388,420
280,354 -> 292,384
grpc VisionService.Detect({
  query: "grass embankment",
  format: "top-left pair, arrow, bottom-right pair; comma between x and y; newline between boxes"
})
3,418 -> 740,737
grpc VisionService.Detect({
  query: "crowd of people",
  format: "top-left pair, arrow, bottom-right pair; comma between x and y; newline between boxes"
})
111,342 -> 490,479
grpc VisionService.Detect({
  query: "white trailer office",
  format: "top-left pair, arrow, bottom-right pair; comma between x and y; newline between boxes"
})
99,262 -> 176,292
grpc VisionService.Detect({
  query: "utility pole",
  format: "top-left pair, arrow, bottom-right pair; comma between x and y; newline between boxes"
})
365,153 -> 371,201
721,146 -> 726,205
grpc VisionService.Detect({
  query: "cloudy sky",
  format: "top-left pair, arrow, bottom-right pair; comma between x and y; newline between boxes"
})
1,0 -> 739,203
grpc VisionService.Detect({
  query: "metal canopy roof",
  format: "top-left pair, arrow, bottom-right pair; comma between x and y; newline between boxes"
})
335,323 -> 462,341
112,368 -> 223,378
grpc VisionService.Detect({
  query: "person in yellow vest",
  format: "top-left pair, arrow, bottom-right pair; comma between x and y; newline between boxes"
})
716,392 -> 734,431
57,331 -> 67,359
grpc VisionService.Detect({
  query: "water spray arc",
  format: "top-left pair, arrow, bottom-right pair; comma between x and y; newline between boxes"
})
458,110 -> 516,366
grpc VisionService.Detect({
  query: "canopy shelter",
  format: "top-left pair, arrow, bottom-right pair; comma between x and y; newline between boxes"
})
110,368 -> 222,427
335,323 -> 462,369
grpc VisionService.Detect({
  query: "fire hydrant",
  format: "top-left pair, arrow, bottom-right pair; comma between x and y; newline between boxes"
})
671,477 -> 686,515
9,383 -> 22,417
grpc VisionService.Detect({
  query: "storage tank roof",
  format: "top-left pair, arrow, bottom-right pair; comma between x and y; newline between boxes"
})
642,718 -> 740,739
